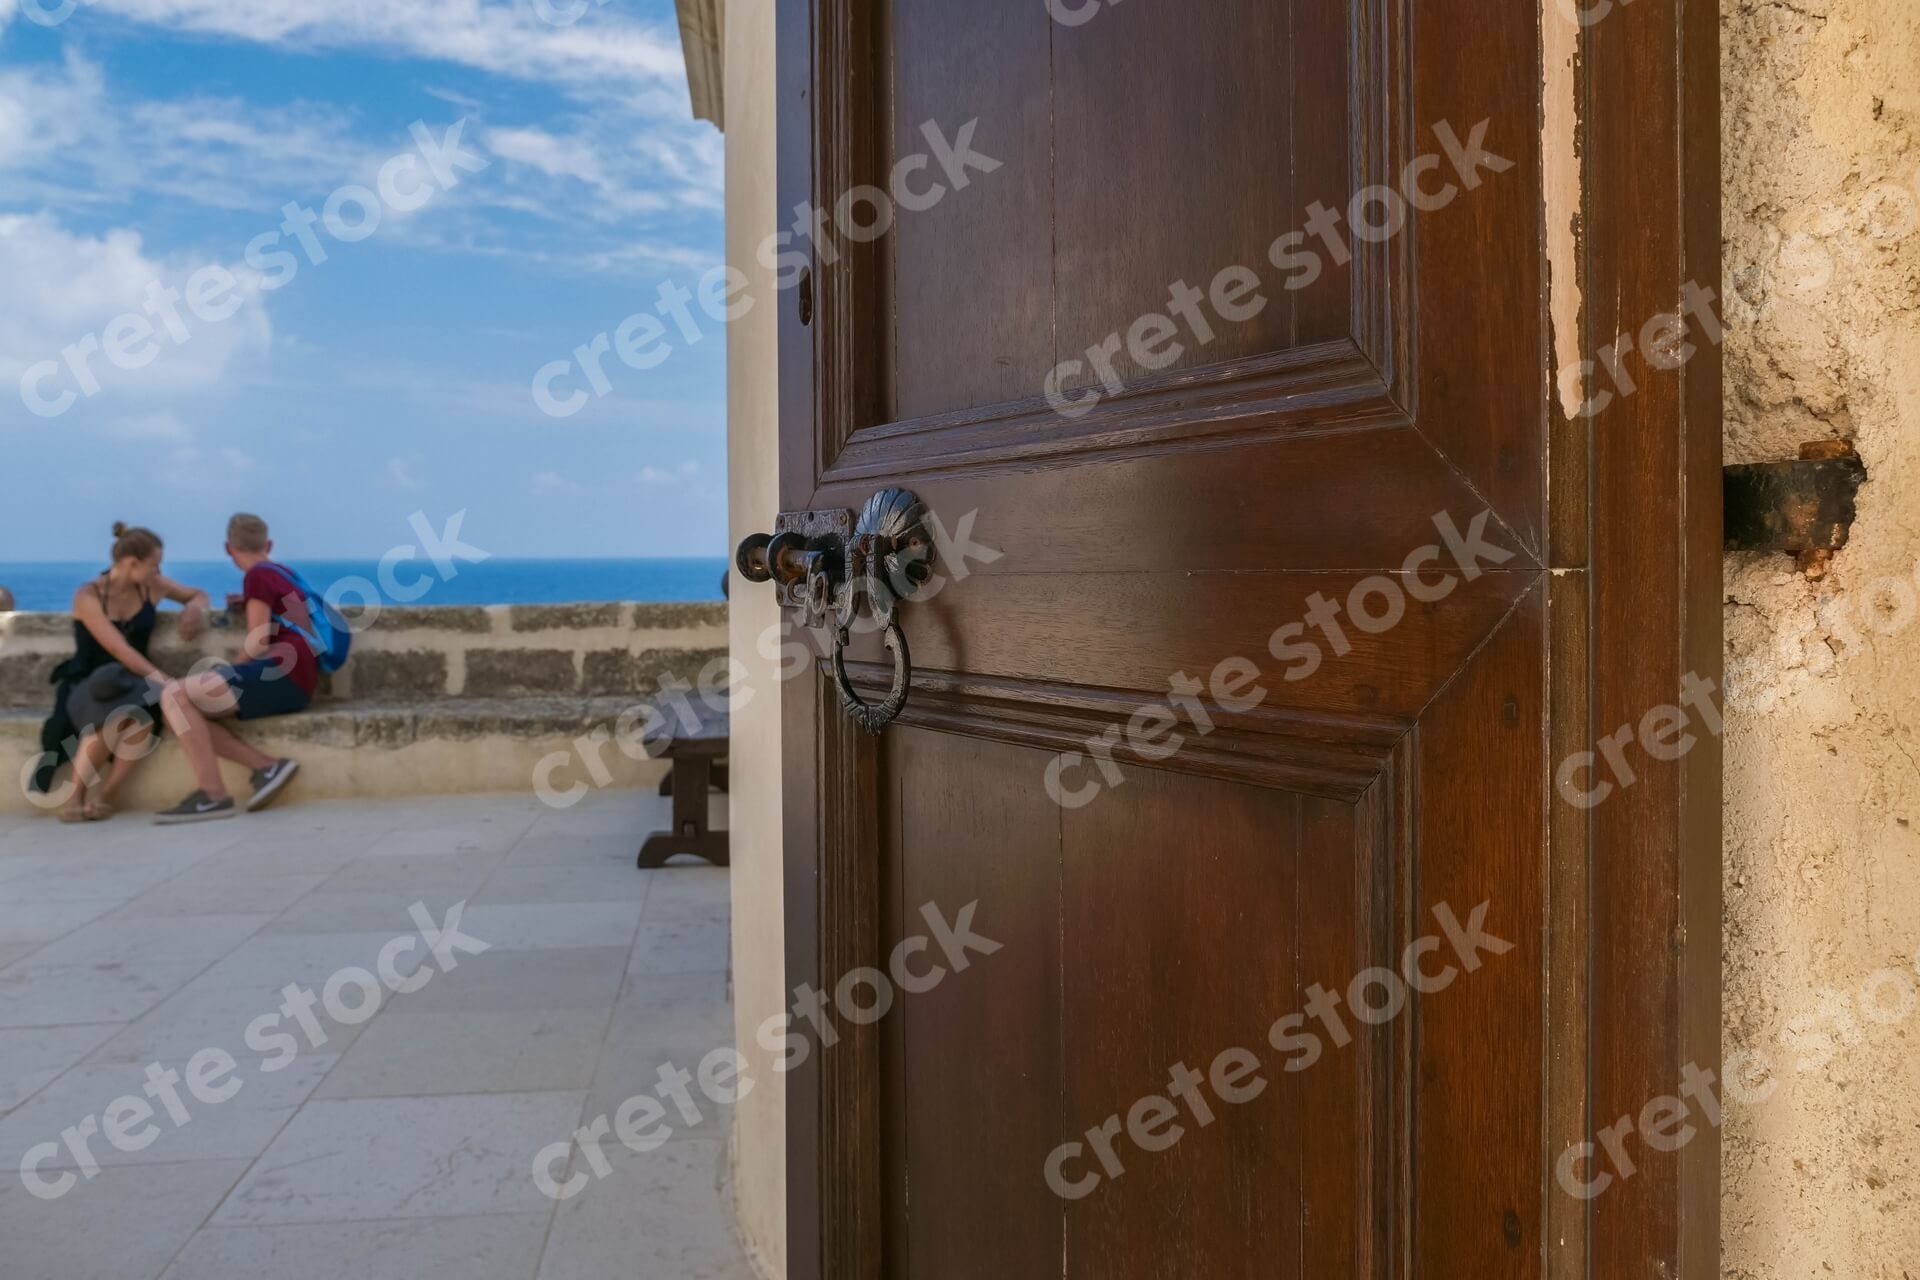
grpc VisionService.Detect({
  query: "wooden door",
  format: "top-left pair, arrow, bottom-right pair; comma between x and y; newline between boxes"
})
772,0 -> 1721,1276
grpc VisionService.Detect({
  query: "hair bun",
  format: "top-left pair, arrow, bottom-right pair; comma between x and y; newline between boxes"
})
111,521 -> 129,538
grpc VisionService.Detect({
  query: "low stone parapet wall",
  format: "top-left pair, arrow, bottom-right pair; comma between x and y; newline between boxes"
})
0,602 -> 727,705
0,602 -> 728,816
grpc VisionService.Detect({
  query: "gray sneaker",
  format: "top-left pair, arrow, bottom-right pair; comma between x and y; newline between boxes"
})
247,758 -> 300,812
154,790 -> 236,825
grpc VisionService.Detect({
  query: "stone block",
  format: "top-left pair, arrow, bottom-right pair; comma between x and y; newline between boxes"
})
348,707 -> 420,750
631,603 -> 727,631
348,650 -> 449,698
509,603 -> 626,632
416,697 -> 595,740
0,653 -> 60,708
356,605 -> 495,634
464,649 -> 580,697
0,613 -> 77,640
268,708 -> 365,749
581,647 -> 727,697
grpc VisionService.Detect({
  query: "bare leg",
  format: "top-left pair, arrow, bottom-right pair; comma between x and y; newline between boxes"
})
60,733 -> 110,819
159,676 -> 236,802
204,720 -> 275,773
95,720 -> 155,807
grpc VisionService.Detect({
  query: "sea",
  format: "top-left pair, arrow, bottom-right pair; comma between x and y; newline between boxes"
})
0,558 -> 729,614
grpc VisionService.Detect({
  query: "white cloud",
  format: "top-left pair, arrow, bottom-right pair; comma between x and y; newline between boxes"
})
0,213 -> 273,409
62,0 -> 688,89
157,445 -> 259,492
424,86 -> 483,113
638,459 -> 699,486
0,50 -> 720,274
531,470 -> 576,496
110,411 -> 193,442
489,111 -> 722,223
0,53 -> 103,174
385,455 -> 424,491
486,126 -> 604,186
0,53 -> 383,212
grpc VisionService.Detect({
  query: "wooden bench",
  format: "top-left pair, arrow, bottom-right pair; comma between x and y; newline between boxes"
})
638,701 -> 730,869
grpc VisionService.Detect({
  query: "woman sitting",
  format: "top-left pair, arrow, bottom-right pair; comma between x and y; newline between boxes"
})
39,524 -> 210,822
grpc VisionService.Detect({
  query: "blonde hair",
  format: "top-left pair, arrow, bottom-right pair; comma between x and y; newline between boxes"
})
110,522 -> 163,563
227,512 -> 270,553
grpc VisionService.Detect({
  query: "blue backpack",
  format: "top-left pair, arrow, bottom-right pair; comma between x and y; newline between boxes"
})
262,563 -> 353,674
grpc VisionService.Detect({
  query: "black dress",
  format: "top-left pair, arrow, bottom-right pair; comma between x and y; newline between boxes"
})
30,579 -> 160,794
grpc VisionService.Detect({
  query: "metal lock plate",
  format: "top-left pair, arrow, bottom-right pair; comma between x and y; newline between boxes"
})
770,507 -> 853,614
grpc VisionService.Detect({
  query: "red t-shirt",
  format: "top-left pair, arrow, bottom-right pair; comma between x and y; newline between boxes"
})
243,562 -> 320,696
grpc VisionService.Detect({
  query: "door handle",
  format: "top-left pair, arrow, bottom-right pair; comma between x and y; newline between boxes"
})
736,488 -> 938,733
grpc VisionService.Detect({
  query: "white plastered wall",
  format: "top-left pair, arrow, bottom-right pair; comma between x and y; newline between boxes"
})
723,0 -> 786,1273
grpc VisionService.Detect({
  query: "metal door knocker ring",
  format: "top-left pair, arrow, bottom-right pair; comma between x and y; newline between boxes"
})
737,487 -> 938,735
832,617 -> 911,734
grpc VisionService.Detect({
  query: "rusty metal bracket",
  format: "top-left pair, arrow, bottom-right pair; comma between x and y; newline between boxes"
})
1724,440 -> 1866,575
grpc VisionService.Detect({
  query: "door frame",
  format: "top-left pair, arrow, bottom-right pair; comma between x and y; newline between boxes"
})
773,0 -> 1723,1274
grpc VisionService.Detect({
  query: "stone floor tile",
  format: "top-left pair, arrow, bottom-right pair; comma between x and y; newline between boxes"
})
0,1023 -> 122,1113
584,1033 -> 735,1146
0,791 -> 753,1279
627,912 -> 732,977
0,915 -> 274,1027
455,901 -> 645,951
502,831 -> 640,866
0,1054 -> 335,1168
0,939 -> 44,968
159,1212 -> 554,1280
111,875 -> 328,920
0,1158 -> 251,1280
0,962 -> 203,1028
0,900 -> 123,945
318,1007 -> 610,1098
537,1138 -> 754,1280
213,1090 -> 587,1224
386,946 -> 628,1015
11,914 -> 272,975
192,930 -> 432,990
362,823 -> 533,858
84,977 -> 375,1065
188,838 -> 372,880
641,867 -> 733,917
0,865 -> 183,905
263,890 -> 441,936
319,853 -> 503,896
606,971 -> 735,1046
474,863 -> 655,905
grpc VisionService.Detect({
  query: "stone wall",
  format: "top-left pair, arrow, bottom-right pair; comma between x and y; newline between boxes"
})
0,602 -> 728,815
0,602 -> 727,707
1721,0 -> 1920,1274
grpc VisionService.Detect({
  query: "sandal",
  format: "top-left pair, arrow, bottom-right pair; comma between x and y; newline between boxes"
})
83,800 -> 115,821
58,805 -> 88,824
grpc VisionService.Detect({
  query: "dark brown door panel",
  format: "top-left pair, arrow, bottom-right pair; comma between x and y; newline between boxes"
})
773,0 -> 1721,1274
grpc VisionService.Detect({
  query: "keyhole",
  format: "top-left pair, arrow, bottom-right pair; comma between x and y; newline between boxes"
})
798,267 -> 814,326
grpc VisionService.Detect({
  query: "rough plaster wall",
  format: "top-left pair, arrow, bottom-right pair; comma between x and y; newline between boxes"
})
1721,0 -> 1920,1274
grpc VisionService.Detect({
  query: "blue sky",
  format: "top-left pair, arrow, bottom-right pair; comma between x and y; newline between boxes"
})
0,0 -> 727,562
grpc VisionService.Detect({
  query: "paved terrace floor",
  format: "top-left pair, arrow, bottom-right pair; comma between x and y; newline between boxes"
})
0,790 -> 753,1280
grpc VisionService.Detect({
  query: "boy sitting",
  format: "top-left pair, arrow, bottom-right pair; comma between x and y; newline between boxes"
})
153,513 -> 309,823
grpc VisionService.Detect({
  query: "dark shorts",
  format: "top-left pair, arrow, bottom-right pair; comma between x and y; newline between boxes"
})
64,665 -> 163,739
221,658 -> 313,722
